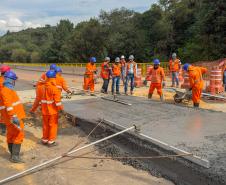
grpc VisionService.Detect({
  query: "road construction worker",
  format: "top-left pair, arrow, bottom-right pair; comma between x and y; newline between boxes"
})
0,71 -> 26,163
169,53 -> 181,88
37,70 -> 63,146
183,63 -> 207,108
124,55 -> 137,95
0,65 -> 11,135
120,55 -> 126,84
55,67 -> 71,94
148,59 -> 166,101
83,57 -> 97,96
112,57 -> 121,95
30,64 -> 57,113
100,57 -> 111,94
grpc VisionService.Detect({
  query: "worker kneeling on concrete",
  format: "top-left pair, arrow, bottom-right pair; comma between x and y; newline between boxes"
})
84,57 -> 97,96
0,71 -> 26,163
37,70 -> 63,147
55,67 -> 72,94
112,57 -> 121,95
183,63 -> 207,108
148,59 -> 166,101
0,65 -> 11,135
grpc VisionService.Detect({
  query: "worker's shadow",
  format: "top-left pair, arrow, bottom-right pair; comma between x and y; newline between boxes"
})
0,142 -> 10,160
24,130 -> 40,143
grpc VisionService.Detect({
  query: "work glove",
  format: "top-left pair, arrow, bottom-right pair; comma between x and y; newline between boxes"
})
162,81 -> 166,88
12,116 -> 21,129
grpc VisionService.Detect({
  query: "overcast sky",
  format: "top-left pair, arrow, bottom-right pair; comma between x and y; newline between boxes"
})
0,0 -> 156,35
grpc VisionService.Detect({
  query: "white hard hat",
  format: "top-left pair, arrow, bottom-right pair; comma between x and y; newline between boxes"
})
105,57 -> 110,61
129,55 -> 134,60
115,57 -> 120,63
121,55 -> 125,59
172,53 -> 177,58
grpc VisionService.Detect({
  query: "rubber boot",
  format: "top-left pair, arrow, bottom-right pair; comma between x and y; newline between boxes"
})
148,94 -> 152,99
193,103 -> 199,108
0,124 -> 6,135
10,144 -> 24,163
8,143 -> 13,155
160,95 -> 164,101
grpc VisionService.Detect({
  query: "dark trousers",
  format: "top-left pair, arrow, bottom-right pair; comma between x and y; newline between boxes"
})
102,78 -> 109,93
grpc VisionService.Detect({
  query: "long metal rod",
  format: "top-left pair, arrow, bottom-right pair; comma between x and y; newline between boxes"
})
0,126 -> 135,185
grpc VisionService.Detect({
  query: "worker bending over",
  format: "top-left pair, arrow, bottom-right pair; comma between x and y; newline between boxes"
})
183,63 -> 207,108
169,53 -> 181,88
37,70 -> 63,147
0,71 -> 26,163
0,65 -> 11,135
55,67 -> 71,94
84,57 -> 97,96
30,64 -> 57,113
100,57 -> 111,94
148,59 -> 166,101
112,57 -> 121,95
124,55 -> 137,95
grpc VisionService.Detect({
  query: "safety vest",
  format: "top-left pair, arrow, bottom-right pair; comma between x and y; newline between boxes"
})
36,73 -> 47,86
169,59 -> 181,72
0,76 -> 4,88
0,86 -> 26,123
120,59 -> 126,68
149,67 -> 165,83
112,63 -> 121,77
126,62 -> 137,75
38,79 -> 63,115
100,62 -> 110,79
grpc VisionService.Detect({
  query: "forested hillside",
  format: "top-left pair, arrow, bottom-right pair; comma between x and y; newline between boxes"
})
0,0 -> 225,63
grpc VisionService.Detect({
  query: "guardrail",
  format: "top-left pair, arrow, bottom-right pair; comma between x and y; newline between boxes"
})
5,62 -> 169,77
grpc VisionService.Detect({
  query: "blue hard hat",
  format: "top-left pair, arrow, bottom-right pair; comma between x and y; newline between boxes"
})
4,70 -> 18,80
46,70 -> 56,78
50,64 -> 57,70
55,66 -> 62,73
90,57 -> 96,63
183,63 -> 191,71
153,59 -> 160,65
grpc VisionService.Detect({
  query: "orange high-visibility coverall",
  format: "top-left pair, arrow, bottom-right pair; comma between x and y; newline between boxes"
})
30,73 -> 47,113
83,62 -> 97,93
0,86 -> 26,144
148,67 -> 165,96
37,78 -> 63,143
56,74 -> 70,93
188,66 -> 207,104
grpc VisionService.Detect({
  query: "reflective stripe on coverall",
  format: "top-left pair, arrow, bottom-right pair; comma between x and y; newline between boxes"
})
0,86 -> 26,144
56,73 -> 69,93
188,66 -> 207,104
148,67 -> 165,96
83,62 -> 97,93
37,78 -> 63,142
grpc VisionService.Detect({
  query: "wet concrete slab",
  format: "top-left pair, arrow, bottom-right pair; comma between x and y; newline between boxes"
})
63,95 -> 226,183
